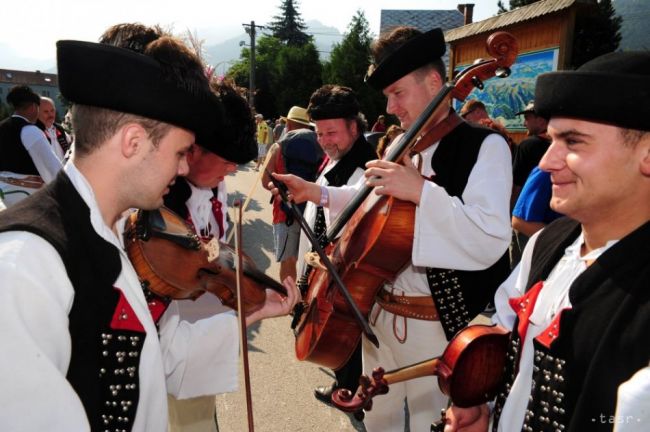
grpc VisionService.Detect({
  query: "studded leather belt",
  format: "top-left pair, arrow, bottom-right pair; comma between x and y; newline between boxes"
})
376,287 -> 439,321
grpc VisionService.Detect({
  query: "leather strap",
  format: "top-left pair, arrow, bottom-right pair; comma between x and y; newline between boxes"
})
410,110 -> 463,155
376,287 -> 440,321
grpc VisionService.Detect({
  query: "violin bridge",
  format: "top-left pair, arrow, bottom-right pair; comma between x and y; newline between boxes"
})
304,252 -> 327,271
205,238 -> 220,262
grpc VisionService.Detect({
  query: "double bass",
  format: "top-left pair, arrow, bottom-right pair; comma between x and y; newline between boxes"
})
292,31 -> 518,370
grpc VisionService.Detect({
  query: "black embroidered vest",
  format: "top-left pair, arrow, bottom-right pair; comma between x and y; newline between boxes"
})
0,116 -> 40,175
0,172 -> 146,432
492,217 -> 650,432
36,120 -> 72,155
425,121 -> 511,340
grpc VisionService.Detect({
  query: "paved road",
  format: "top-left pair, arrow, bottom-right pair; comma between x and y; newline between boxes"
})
217,163 -> 365,432
216,162 -> 492,432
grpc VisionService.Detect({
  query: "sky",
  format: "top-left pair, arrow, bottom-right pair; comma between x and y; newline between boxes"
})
2,0 -> 499,69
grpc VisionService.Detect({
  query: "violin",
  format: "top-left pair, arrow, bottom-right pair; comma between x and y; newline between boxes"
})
124,206 -> 287,314
331,324 -> 510,413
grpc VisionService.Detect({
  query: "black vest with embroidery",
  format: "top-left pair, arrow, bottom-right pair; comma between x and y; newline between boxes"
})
0,116 -> 40,175
492,217 -> 650,432
36,120 -> 72,155
0,172 -> 146,432
425,121 -> 510,340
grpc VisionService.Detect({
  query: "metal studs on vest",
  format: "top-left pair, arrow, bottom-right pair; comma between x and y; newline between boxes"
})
520,347 -> 568,432
426,268 -> 470,339
98,327 -> 144,432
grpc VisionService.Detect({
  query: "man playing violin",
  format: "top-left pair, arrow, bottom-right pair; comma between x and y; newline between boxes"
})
272,26 -> 512,431
443,51 -> 650,432
0,23 -> 299,432
162,77 -> 266,431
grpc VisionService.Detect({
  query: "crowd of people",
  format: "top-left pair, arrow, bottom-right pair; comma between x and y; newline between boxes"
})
0,20 -> 648,432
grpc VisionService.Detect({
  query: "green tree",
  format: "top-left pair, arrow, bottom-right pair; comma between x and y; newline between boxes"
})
269,0 -> 310,46
322,10 -> 386,129
571,0 -> 622,67
229,35 -> 322,119
271,42 -> 322,116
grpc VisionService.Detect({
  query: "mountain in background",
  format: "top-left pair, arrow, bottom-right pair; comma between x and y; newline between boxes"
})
203,20 -> 343,70
4,5 -> 644,74
614,0 -> 650,50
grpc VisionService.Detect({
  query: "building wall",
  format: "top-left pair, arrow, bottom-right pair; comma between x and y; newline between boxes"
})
448,11 -> 578,144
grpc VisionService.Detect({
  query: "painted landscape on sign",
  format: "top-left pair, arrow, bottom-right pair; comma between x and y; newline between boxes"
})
455,49 -> 558,131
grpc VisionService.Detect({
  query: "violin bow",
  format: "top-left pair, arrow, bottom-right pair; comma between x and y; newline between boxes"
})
225,149 -> 274,245
266,169 -> 380,348
234,200 -> 255,431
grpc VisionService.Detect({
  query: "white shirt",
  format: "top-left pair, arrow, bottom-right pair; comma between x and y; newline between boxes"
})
13,114 -> 62,182
296,158 -> 366,278
493,231 -> 617,432
43,124 -> 67,162
615,365 -> 650,432
325,132 -> 513,296
0,163 -> 238,431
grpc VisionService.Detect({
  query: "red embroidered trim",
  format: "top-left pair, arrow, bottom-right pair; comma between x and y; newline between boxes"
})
535,308 -> 569,349
110,288 -> 145,332
509,280 -> 544,350
147,297 -> 168,324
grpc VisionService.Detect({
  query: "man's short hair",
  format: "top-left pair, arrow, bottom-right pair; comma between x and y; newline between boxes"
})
66,24 -> 215,157
6,85 -> 40,109
460,99 -> 487,118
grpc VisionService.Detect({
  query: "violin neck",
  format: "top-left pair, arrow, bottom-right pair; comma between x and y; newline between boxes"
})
243,263 -> 288,296
325,83 -> 454,241
383,357 -> 441,385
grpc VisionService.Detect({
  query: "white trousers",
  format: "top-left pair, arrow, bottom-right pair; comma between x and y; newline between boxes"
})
362,304 -> 449,432
168,395 -> 218,432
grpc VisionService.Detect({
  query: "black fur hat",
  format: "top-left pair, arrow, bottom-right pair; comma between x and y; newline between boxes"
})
365,28 -> 446,90
307,85 -> 360,121
56,40 -> 225,146
535,51 -> 650,131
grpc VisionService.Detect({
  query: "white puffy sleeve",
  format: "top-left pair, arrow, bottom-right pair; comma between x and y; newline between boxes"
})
413,133 -> 512,270
0,231 -> 90,431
